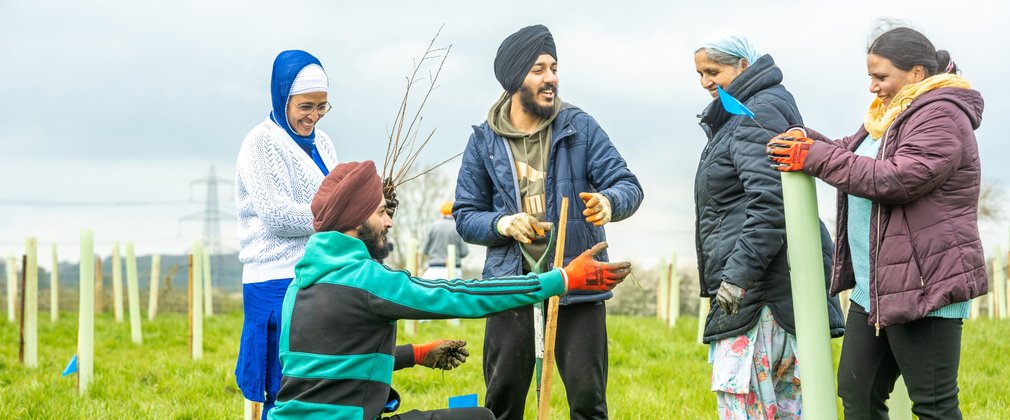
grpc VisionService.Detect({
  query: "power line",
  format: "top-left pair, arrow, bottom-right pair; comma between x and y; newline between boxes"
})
0,200 -> 194,207
180,165 -> 234,256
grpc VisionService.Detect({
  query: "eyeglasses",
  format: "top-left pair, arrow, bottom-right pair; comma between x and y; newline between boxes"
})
294,102 -> 332,117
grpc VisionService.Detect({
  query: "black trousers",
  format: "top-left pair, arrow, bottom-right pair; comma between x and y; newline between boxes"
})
837,302 -> 963,420
387,407 -> 495,419
483,301 -> 609,420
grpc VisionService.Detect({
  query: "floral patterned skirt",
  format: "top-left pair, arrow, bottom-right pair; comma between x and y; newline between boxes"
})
709,306 -> 801,419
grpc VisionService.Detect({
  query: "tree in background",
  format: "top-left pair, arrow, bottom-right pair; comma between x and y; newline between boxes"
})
979,179 -> 1004,224
384,168 -> 451,270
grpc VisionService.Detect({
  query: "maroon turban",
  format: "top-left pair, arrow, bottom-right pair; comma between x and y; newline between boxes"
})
311,160 -> 384,233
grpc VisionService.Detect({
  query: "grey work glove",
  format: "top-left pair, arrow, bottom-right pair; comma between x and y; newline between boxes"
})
715,282 -> 745,315
416,339 -> 469,371
496,213 -> 551,244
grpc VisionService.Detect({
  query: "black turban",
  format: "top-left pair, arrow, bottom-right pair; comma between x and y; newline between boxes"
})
494,24 -> 557,93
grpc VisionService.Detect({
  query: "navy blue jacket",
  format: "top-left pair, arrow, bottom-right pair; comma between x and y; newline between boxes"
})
454,106 -> 643,305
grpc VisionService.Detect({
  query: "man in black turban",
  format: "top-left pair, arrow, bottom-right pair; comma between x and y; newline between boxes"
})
453,24 -> 644,420
493,24 -> 557,94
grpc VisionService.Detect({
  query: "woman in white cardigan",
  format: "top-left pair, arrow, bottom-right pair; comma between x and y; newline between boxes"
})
233,50 -> 337,418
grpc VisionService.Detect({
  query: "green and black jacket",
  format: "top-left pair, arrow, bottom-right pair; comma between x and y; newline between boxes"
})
269,231 -> 565,420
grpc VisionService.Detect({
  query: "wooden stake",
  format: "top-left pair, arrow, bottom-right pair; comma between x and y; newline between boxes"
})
95,257 -> 103,313
404,238 -> 418,337
538,196 -> 568,420
125,242 -> 143,344
50,244 -> 59,321
888,375 -> 914,420
1001,249 -> 1010,319
148,255 -> 160,321
839,289 -> 852,317
19,254 -> 27,364
667,253 -> 679,328
1005,250 -> 1010,320
191,242 -> 204,360
112,241 -> 124,323
697,297 -> 709,344
446,244 -> 459,326
78,229 -> 95,395
188,253 -> 193,355
992,248 -> 1003,319
656,258 -> 668,322
5,254 -> 16,323
244,399 -> 262,419
25,239 -> 38,368
203,251 -> 213,317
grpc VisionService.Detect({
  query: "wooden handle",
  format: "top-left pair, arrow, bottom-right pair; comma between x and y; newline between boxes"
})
538,196 -> 568,419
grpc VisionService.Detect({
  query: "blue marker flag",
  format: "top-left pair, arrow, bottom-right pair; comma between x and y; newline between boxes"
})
448,393 -> 479,408
717,85 -> 755,118
62,354 -> 78,377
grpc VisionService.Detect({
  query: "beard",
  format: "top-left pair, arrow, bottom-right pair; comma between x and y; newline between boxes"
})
356,221 -> 390,260
519,82 -> 558,120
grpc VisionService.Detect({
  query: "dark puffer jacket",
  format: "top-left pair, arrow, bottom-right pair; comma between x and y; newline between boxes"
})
695,54 -> 844,342
803,86 -> 987,329
454,106 -> 643,305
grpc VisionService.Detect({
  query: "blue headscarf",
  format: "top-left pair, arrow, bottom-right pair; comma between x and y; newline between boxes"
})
269,50 -> 329,175
697,29 -> 761,65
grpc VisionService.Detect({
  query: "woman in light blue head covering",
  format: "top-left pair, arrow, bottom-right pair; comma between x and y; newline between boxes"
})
692,30 -> 845,419
233,50 -> 339,419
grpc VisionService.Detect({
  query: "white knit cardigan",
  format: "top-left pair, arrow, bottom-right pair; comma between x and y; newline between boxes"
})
235,118 -> 338,284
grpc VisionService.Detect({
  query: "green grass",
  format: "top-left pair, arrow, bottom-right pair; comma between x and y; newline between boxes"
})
1,312 -> 1008,418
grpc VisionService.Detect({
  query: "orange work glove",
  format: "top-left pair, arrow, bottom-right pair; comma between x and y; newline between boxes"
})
766,129 -> 814,172
414,339 -> 469,370
562,242 -> 632,293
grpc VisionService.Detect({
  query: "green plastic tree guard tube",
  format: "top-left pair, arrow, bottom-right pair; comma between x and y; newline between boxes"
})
780,171 -> 838,419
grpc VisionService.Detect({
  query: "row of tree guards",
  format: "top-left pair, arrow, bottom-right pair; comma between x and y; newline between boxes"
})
399,238 -> 462,336
3,232 -> 213,395
655,245 -> 1010,331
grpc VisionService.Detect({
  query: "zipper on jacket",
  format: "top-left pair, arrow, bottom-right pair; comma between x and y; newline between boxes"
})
872,131 -> 889,335
910,245 -> 925,286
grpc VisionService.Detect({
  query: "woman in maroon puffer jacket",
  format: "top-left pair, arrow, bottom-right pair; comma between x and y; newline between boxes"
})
767,25 -> 986,419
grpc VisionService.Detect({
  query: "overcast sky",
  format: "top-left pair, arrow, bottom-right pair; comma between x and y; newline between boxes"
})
1,0 -> 1007,271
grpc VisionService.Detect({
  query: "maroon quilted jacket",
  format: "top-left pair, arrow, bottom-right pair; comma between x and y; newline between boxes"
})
802,87 -> 987,329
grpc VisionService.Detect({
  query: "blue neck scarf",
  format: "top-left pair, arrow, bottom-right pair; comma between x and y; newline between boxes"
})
269,50 -> 329,175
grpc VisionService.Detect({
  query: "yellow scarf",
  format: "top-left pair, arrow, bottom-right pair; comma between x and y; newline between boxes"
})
864,74 -> 971,140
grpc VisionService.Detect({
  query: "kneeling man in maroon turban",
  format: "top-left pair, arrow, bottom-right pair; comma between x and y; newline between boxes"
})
270,160 -> 631,420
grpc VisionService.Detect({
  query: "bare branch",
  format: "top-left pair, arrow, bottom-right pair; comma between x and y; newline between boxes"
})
381,24 -> 457,200
396,151 -> 463,187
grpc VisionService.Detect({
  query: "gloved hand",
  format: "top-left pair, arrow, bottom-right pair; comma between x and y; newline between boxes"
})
767,129 -> 814,172
496,213 -> 551,244
579,192 -> 612,226
562,242 -> 632,293
414,339 -> 469,370
715,282 -> 745,315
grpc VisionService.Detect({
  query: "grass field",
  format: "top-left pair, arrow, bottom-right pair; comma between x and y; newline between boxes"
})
1,311 -> 1008,418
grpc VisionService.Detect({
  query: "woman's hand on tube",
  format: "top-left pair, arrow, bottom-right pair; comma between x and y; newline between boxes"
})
766,129 -> 814,172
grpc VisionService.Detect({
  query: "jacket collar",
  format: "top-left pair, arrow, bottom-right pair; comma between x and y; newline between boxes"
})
294,231 -> 371,289
476,105 -> 582,146
889,86 -> 984,132
699,54 -> 783,132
